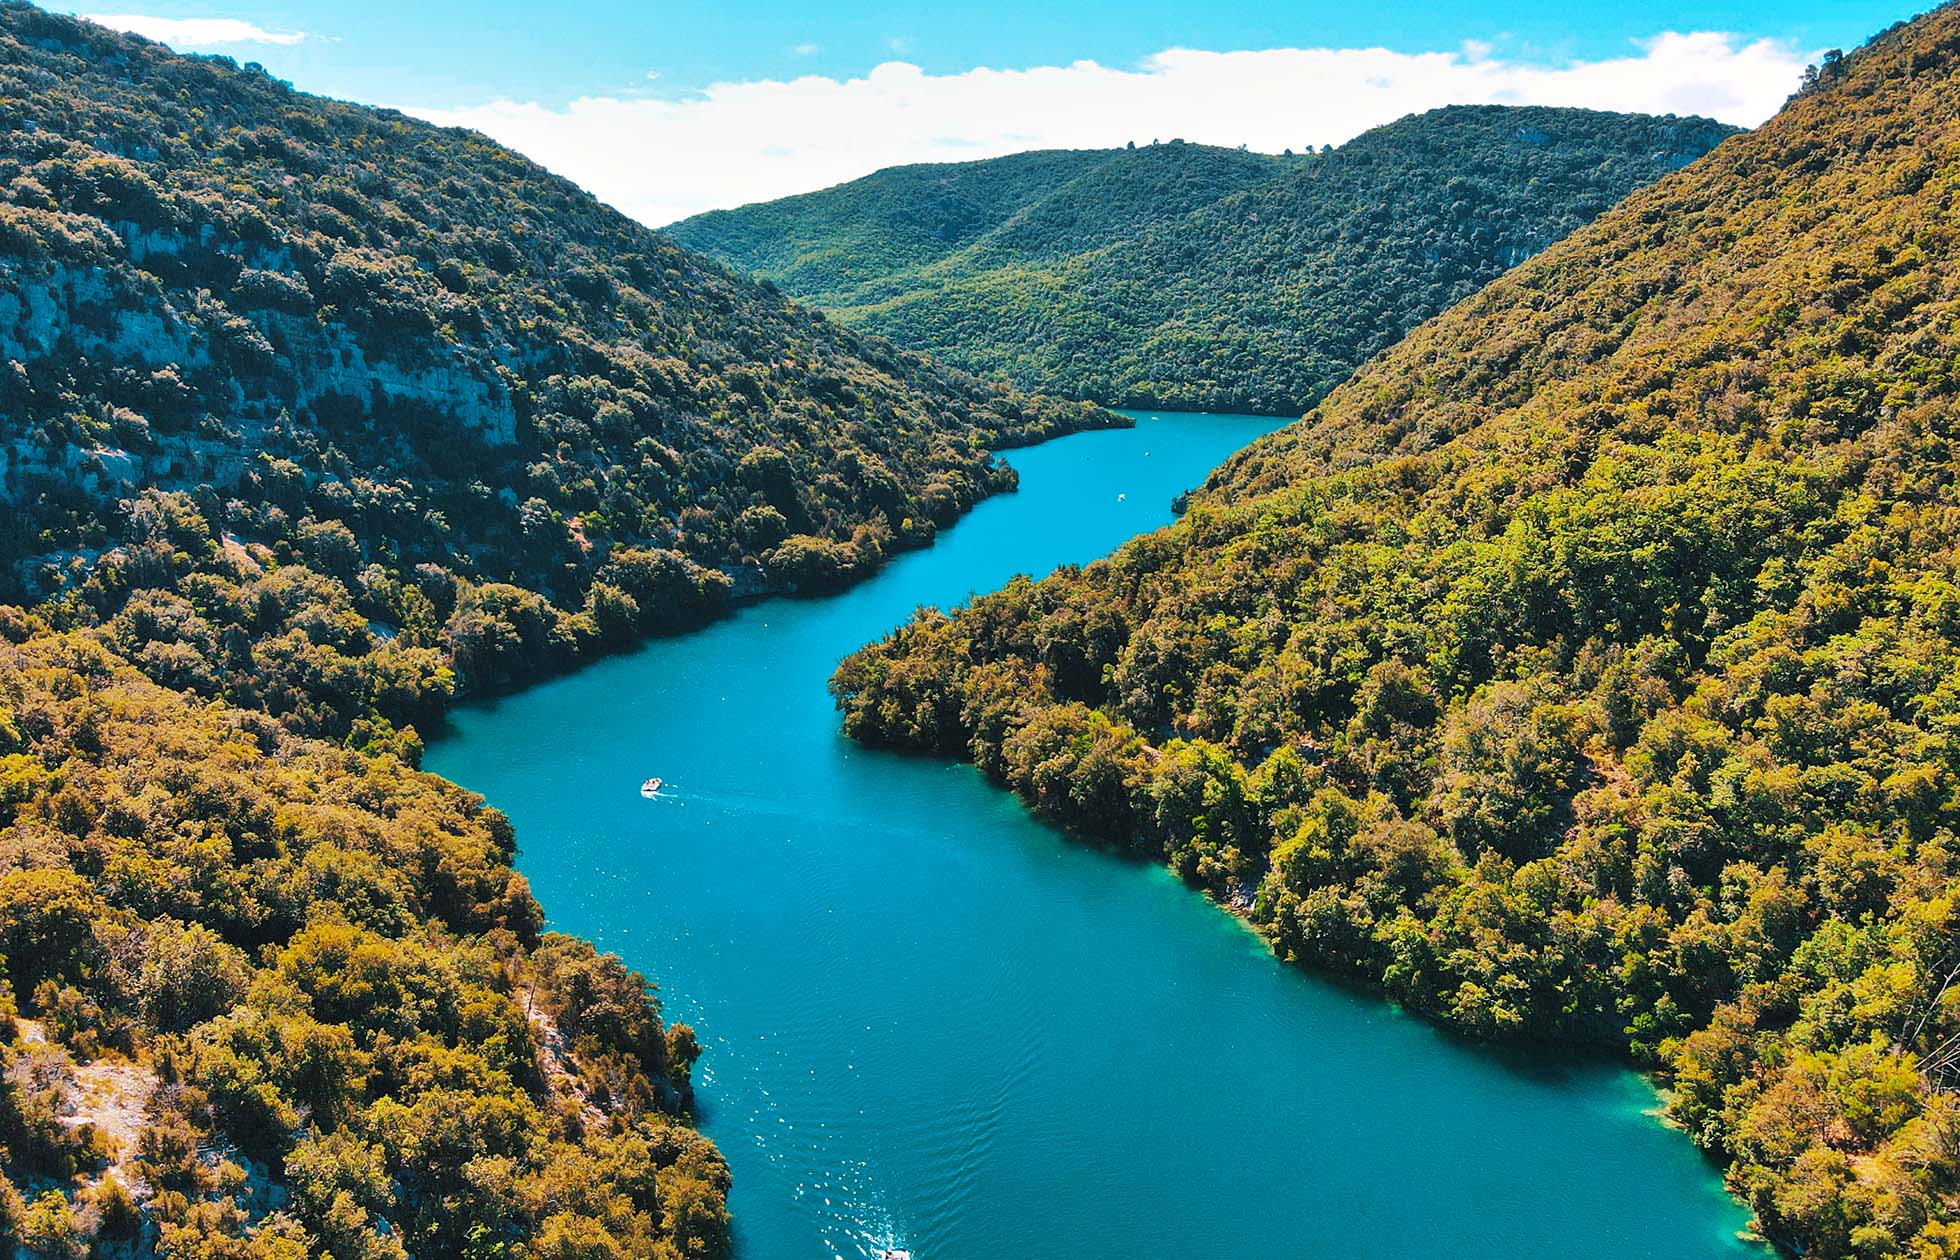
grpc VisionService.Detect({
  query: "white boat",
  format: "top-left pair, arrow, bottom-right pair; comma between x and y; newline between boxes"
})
639,777 -> 663,797
878,1251 -> 912,1260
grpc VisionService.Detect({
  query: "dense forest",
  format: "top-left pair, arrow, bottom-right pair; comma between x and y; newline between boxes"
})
667,142 -> 1291,304
0,2 -> 1114,737
0,619 -> 729,1259
670,109 -> 1736,415
834,8 -> 1960,1256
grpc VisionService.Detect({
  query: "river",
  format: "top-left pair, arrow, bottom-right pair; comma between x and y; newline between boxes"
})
425,411 -> 1763,1260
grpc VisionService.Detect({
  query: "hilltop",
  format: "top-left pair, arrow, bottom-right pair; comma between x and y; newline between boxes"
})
669,141 -> 1290,304
834,8 -> 1960,1254
671,108 -> 1736,415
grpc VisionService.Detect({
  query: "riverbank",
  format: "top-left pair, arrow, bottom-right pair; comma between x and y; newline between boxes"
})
428,411 -> 1761,1260
404,406 -> 1134,743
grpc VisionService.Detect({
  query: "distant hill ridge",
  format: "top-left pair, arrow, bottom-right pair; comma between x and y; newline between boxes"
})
670,107 -> 1738,415
673,141 -> 1293,301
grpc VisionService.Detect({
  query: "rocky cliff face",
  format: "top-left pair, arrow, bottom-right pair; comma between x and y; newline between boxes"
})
0,236 -> 523,579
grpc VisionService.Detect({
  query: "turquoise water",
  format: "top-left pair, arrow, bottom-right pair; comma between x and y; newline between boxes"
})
426,412 -> 1763,1260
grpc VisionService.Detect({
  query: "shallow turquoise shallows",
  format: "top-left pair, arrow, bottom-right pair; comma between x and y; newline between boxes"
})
426,412 -> 1763,1260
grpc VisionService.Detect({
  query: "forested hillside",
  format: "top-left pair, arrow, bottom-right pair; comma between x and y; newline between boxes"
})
0,620 -> 730,1258
0,2 -> 1113,734
668,141 -> 1292,304
671,109 -> 1735,415
0,2 -> 1110,1253
834,9 -> 1960,1256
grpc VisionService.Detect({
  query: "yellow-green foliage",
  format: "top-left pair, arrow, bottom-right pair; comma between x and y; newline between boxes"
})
833,9 -> 1960,1255
0,628 -> 729,1258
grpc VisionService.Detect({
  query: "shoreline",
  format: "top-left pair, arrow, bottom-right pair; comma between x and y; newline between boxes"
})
423,409 -> 1156,730
426,407 -> 1764,1259
877,736 -> 1784,1252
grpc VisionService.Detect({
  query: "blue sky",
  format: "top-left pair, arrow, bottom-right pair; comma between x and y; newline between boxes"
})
61,2 -> 1924,223
58,1 -> 1913,108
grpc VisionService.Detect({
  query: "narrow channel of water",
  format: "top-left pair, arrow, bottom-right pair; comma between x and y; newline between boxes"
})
426,411 -> 1762,1260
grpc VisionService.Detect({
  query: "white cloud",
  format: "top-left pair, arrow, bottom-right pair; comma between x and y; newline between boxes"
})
84,13 -> 309,47
408,32 -> 1809,228
792,42 -> 821,57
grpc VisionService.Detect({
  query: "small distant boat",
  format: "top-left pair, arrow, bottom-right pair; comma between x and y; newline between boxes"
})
639,777 -> 664,797
878,1251 -> 912,1260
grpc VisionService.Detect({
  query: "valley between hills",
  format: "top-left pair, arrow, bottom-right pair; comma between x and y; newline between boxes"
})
0,3 -> 1954,1259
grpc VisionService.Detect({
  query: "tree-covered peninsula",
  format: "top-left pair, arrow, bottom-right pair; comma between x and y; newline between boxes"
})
670,108 -> 1737,416
834,9 -> 1960,1255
